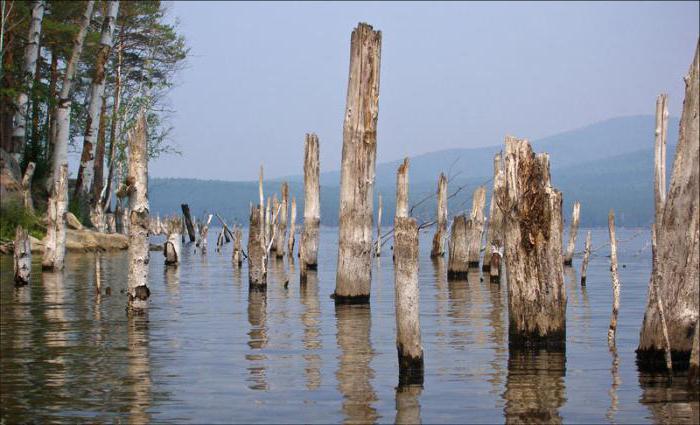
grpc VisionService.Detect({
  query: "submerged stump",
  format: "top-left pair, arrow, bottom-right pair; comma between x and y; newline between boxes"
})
466,186 -> 487,268
447,215 -> 469,279
563,201 -> 581,266
164,217 -> 182,266
430,173 -> 448,258
300,133 -> 320,277
13,226 -> 31,286
248,205 -> 267,289
181,203 -> 196,243
483,153 -> 505,272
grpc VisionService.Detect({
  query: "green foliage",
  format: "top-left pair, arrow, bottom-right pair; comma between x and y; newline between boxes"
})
0,202 -> 45,242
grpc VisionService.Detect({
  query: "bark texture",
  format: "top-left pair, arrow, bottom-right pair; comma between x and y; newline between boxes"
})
484,153 -> 505,271
563,201 -> 581,266
248,205 -> 266,289
496,137 -> 566,350
41,164 -> 68,270
164,217 -> 182,266
447,214 -> 469,279
300,133 -> 320,273
181,204 -> 195,242
466,186 -> 487,267
126,114 -> 150,312
334,23 -> 381,304
21,161 -> 35,212
13,226 -> 31,286
430,172 -> 447,258
637,41 -> 699,371
288,197 -> 296,258
608,210 -> 620,346
274,182 -> 288,257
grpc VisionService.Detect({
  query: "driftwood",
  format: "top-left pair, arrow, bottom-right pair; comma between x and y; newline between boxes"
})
483,153 -> 505,271
164,217 -> 182,266
334,23 -> 382,304
42,164 -> 68,271
300,133 -> 320,276
13,226 -> 31,286
489,250 -> 501,284
125,113 -> 150,312
580,230 -> 592,286
393,158 -> 423,384
638,43 -> 699,372
181,203 -> 196,242
563,201 -> 581,266
288,197 -> 296,258
608,210 -> 621,346
430,173 -> 447,258
496,136 -> 566,350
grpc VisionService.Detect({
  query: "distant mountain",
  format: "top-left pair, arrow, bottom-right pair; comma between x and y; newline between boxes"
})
150,115 -> 679,227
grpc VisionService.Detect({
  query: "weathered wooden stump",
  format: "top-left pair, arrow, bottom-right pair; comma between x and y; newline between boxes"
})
300,133 -> 320,276
125,114 -> 151,312
447,215 -> 468,279
247,205 -> 267,290
563,201 -> 581,266
430,173 -> 448,258
637,43 -> 699,372
466,186 -> 487,268
13,226 -> 31,286
232,226 -> 243,268
393,159 -> 424,384
274,183 -> 288,258
489,250 -> 501,284
483,153 -> 505,272
375,193 -> 382,258
164,217 -> 182,266
198,214 -> 213,254
496,136 -> 566,350
181,203 -> 196,243
334,23 -> 382,304
580,230 -> 592,286
42,164 -> 68,271
288,197 -> 296,259
608,210 -> 621,346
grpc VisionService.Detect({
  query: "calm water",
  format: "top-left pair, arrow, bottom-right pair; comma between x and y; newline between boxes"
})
1,227 -> 698,424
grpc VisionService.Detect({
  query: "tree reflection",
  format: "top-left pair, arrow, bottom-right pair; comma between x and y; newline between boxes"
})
127,315 -> 152,424
246,289 -> 268,391
300,271 -> 321,390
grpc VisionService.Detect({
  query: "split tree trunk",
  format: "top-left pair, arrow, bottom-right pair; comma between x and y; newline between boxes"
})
608,210 -> 621,346
13,226 -> 31,286
637,42 -> 699,371
334,23 -> 382,304
248,205 -> 267,289
375,193 -> 382,258
654,93 -> 669,227
10,0 -> 44,163
393,158 -> 423,384
563,201 -> 581,266
430,172 -> 447,258
466,186 -> 487,268
300,133 -> 320,275
288,197 -> 296,258
21,161 -> 35,213
274,183 -> 288,257
74,0 -> 119,199
198,214 -> 213,253
447,215 -> 469,279
580,230 -> 592,286
126,114 -> 150,312
181,204 -> 196,242
496,136 -> 566,350
164,217 -> 182,266
42,164 -> 68,271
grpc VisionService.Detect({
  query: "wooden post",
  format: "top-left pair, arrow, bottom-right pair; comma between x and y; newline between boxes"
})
334,22 -> 382,304
467,186 -> 487,268
42,164 -> 68,271
638,42 -> 699,372
125,113 -> 150,312
563,201 -> 581,266
21,162 -> 35,213
393,158 -> 423,384
247,205 -> 266,289
13,226 -> 31,286
608,210 -> 621,346
181,203 -> 196,242
233,226 -> 243,268
430,173 -> 447,258
580,230 -> 592,286
447,215 -> 469,279
288,197 -> 296,258
483,153 -> 505,271
497,136 -> 566,350
274,183 -> 288,257
164,217 -> 182,266
375,193 -> 382,257
300,133 -> 320,275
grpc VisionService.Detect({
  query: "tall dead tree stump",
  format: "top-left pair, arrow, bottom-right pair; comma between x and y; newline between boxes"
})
300,133 -> 320,277
430,173 -> 448,258
483,153 -> 505,272
13,226 -> 31,286
563,201 -> 581,266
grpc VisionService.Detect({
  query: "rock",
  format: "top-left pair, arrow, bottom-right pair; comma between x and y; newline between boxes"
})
18,229 -> 128,255
150,243 -> 164,251
66,212 -> 84,230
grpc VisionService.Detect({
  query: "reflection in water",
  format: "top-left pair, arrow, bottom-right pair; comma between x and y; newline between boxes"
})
395,384 -> 422,425
164,264 -> 180,298
639,372 -> 700,423
432,257 -> 449,350
488,278 -> 506,396
43,271 -> 67,388
300,271 -> 321,390
336,304 -> 378,424
607,344 -> 621,422
564,267 -> 578,307
503,349 -> 566,424
247,290 -> 269,391
447,278 -> 470,348
127,315 -> 152,424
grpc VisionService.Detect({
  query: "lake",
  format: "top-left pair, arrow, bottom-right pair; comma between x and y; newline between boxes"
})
1,227 -> 698,423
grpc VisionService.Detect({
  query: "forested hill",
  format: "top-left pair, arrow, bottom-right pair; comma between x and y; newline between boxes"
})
149,115 -> 679,228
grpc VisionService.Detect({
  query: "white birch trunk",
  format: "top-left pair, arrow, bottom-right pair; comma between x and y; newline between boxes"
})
563,201 -> 581,266
334,23 -> 382,304
430,173 -> 447,258
13,225 -> 31,286
10,0 -> 44,162
608,210 -> 620,346
42,164 -> 68,271
21,161 -> 35,212
164,217 -> 182,266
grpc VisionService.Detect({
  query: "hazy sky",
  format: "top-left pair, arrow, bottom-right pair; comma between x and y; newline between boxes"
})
148,1 -> 699,181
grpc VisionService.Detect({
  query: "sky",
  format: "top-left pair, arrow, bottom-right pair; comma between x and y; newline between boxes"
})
148,1 -> 699,181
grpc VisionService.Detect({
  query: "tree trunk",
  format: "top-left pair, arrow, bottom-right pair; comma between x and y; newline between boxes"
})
654,93 -> 669,227
232,226 -> 243,268
637,41 -> 699,371
288,197 -> 296,258
334,23 -> 382,304
481,152 -> 506,271
247,205 -> 267,289
563,201 -> 581,266
689,319 -> 699,387
181,203 -> 196,242
393,158 -> 423,384
126,113 -> 150,312
21,161 -> 35,212
650,224 -> 673,372
42,164 -> 68,271
496,136 -> 566,350
198,214 -> 213,254
164,217 -> 182,266
466,186 -> 487,268
300,133 -> 320,274
45,49 -> 57,163
274,182 -> 288,257
374,193 -> 382,258
10,0 -> 44,163
447,215 -> 469,279
430,172 -> 447,258
102,27 -> 123,210
92,95 -> 108,207
75,0 -> 119,199
608,210 -> 620,346
13,225 -> 31,286
580,230 -> 591,286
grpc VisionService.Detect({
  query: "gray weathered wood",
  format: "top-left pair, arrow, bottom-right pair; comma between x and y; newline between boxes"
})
288,197 -> 296,258
496,136 -> 566,350
13,226 -> 31,286
563,201 -> 581,266
430,172 -> 448,258
233,226 -> 243,268
181,203 -> 196,242
164,217 -> 182,266
654,93 -> 669,227
580,230 -> 592,286
300,133 -> 320,276
447,215 -> 469,279
608,210 -> 620,346
334,23 -> 382,304
248,205 -> 267,289
21,162 -> 35,213
42,164 -> 68,271
637,42 -> 699,371
466,186 -> 487,268
375,193 -> 382,258
274,183 -> 289,257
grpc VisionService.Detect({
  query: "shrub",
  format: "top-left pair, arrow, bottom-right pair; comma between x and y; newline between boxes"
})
0,202 -> 46,242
